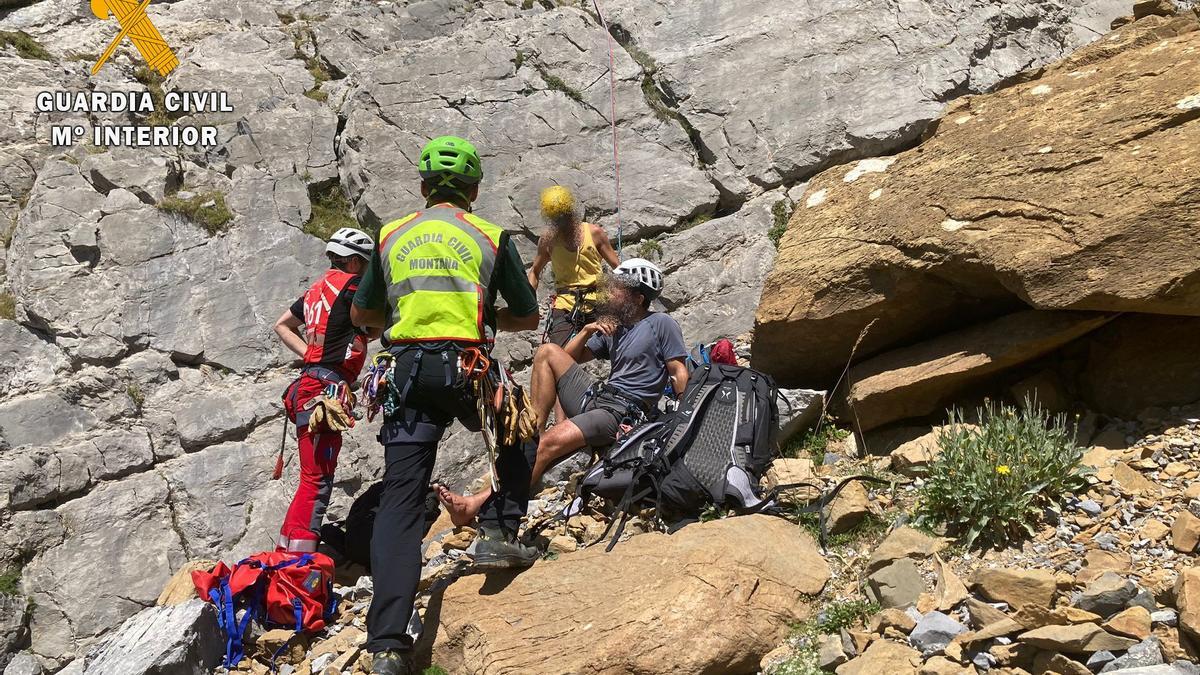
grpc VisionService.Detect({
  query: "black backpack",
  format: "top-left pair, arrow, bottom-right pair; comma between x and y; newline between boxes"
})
549,363 -> 784,550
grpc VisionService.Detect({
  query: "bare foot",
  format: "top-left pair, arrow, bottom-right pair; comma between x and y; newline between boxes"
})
434,483 -> 492,527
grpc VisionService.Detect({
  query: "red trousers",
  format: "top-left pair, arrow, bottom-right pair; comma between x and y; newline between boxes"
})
279,376 -> 342,552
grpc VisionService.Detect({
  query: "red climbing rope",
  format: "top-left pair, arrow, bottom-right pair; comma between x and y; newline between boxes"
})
591,0 -> 623,252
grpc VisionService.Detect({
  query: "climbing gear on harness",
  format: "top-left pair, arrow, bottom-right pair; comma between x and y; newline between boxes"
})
613,258 -> 663,301
541,185 -> 576,219
418,135 -> 483,185
325,227 -> 374,260
275,366 -> 354,480
192,551 -> 339,669
363,351 -> 395,423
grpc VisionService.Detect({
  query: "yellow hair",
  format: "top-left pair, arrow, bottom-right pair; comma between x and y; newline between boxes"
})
540,185 -> 576,219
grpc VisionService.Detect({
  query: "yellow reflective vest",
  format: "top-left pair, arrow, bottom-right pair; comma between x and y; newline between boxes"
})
377,204 -> 504,344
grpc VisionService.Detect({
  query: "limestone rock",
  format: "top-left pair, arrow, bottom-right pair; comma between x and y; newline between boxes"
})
867,527 -> 943,573
974,568 -> 1057,610
931,555 -> 970,613
71,600 -> 222,675
1037,652 -> 1093,675
870,608 -> 919,635
777,389 -> 826,445
429,516 -> 829,674
0,593 -> 31,656
24,472 -> 184,661
657,192 -> 786,344
965,598 -> 1011,629
1099,636 -> 1165,672
818,632 -> 849,670
890,431 -> 942,476
1080,316 -> 1200,415
842,310 -> 1112,430
866,559 -> 925,610
909,611 -> 968,655
825,480 -> 870,535
836,639 -> 921,675
1170,511 -> 1200,552
1114,463 -> 1163,496
921,656 -> 976,675
1105,606 -> 1153,641
754,16 -> 1200,386
1174,567 -> 1200,645
1018,623 -> 1138,653
1075,572 -> 1138,618
156,561 -> 217,607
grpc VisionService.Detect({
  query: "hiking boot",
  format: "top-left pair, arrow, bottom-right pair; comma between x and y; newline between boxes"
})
370,649 -> 413,675
470,525 -> 539,569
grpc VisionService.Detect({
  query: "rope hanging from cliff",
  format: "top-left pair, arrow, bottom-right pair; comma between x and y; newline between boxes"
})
591,0 -> 623,253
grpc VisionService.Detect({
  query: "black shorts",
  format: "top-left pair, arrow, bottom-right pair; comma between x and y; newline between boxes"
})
555,364 -> 630,448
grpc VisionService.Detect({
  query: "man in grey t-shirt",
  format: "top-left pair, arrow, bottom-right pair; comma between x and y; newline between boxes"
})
435,258 -> 690,527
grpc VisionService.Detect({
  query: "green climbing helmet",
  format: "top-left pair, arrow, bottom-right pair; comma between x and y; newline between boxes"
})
418,135 -> 483,186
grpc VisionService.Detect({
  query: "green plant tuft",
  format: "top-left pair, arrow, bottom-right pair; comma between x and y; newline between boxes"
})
635,238 -> 663,260
781,415 -> 849,465
0,567 -> 21,595
536,66 -> 584,103
158,191 -> 233,236
132,66 -> 182,126
423,667 -> 449,675
764,649 -> 822,675
126,383 -> 145,410
816,598 -> 879,634
304,183 -> 358,241
677,212 -> 712,231
769,199 -> 792,248
304,87 -> 329,103
0,292 -> 15,320
916,397 -> 1088,549
0,31 -> 51,60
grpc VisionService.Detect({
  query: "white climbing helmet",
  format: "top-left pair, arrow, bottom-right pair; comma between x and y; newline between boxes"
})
613,257 -> 664,300
326,227 -> 374,260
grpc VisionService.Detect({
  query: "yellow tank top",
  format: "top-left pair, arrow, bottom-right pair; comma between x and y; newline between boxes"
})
550,222 -> 603,311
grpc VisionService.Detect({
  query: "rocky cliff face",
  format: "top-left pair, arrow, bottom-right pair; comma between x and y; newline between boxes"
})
755,10 -> 1200,433
0,0 -> 1136,668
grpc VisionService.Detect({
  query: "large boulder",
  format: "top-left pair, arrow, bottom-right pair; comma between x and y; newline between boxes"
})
68,600 -> 222,675
844,310 -> 1112,430
754,15 -> 1200,386
428,516 -> 829,674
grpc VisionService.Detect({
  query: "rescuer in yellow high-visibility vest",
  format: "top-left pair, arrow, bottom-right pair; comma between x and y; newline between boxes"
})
350,136 -> 541,675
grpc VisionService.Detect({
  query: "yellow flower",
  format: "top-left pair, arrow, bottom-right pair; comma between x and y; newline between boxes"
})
996,465 -> 1011,475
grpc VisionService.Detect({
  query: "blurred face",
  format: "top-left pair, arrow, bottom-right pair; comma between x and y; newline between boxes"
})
597,280 -> 644,326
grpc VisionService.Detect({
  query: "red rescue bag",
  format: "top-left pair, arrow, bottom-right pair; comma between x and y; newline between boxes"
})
192,551 -> 339,668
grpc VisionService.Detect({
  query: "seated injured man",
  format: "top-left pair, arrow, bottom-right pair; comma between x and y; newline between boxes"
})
437,258 -> 690,526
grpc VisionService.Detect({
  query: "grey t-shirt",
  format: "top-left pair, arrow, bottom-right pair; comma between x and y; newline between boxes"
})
586,312 -> 688,404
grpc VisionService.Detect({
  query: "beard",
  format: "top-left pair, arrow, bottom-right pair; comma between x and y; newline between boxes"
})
596,297 -> 641,327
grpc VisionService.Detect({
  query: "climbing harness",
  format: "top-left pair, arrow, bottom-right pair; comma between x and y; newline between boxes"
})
540,287 -> 597,344
363,345 -> 538,490
274,366 -> 356,480
590,0 -> 623,252
580,382 -> 652,437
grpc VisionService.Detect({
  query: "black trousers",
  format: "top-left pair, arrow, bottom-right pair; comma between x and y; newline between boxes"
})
365,346 -> 536,653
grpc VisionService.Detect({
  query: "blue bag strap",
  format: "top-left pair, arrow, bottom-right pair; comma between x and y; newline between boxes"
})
209,578 -> 249,668
292,597 -> 304,632
324,580 -> 340,621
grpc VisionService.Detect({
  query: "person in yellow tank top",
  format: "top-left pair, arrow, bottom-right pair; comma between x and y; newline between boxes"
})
527,185 -> 620,346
